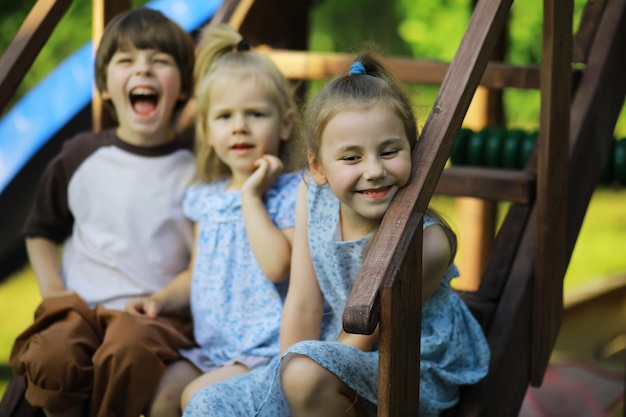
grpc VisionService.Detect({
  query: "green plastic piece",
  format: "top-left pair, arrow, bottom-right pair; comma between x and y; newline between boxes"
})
467,128 -> 489,166
451,128 -> 472,165
485,127 -> 506,167
502,129 -> 525,169
519,131 -> 538,168
614,138 -> 626,185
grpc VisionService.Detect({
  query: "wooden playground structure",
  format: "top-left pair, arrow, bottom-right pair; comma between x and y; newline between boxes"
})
1,0 -> 624,415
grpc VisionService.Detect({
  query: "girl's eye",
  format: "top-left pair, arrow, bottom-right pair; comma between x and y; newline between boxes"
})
341,155 -> 360,163
217,113 -> 231,120
249,111 -> 265,118
381,149 -> 399,158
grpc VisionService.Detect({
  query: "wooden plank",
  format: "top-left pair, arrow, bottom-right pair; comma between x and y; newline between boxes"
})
92,0 -> 131,132
435,166 -> 535,203
566,0 -> 626,260
452,207 -> 536,416
0,0 -> 73,114
263,49 -> 545,89
572,0 -> 607,63
207,0 -> 244,27
531,0 -> 572,385
343,0 -> 514,335
378,220 -> 422,417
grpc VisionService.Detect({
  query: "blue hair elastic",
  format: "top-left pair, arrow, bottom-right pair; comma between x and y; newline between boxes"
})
349,61 -> 366,75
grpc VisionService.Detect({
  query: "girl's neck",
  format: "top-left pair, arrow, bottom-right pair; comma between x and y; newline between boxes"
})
339,208 -> 380,241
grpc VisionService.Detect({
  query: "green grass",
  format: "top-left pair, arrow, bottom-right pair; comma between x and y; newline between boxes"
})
0,265 -> 40,397
1,189 -> 625,399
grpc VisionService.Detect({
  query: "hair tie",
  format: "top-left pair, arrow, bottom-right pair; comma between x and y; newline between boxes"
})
349,61 -> 366,75
236,39 -> 250,52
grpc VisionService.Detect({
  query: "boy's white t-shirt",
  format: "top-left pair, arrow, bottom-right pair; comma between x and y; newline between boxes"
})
24,129 -> 195,310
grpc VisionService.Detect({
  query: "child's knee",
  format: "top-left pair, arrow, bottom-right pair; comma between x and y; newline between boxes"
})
19,332 -> 93,392
93,333 -> 156,372
280,354 -> 327,403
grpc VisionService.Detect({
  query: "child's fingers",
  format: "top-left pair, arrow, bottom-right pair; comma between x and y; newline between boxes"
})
145,300 -> 160,318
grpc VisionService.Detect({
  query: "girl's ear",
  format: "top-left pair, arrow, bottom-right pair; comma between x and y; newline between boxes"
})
279,108 -> 294,141
308,151 -> 327,185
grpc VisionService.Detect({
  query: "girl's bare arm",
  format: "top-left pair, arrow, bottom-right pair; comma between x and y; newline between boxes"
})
280,180 -> 324,353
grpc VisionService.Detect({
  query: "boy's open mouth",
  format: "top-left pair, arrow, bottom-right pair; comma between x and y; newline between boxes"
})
130,87 -> 159,116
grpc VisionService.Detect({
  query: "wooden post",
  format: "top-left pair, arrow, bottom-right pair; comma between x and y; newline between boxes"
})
531,0 -> 571,385
92,0 -> 130,132
454,3 -> 506,291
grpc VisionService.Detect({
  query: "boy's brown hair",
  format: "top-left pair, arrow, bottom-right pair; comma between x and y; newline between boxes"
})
94,8 -> 195,114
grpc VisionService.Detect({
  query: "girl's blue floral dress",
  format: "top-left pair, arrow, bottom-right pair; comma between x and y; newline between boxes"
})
183,181 -> 490,417
179,172 -> 301,370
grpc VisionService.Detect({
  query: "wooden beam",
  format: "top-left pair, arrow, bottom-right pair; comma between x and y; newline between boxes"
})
378,220 -> 422,416
572,0 -> 607,63
262,49 -> 548,90
92,0 -> 130,132
0,0 -> 72,114
566,0 -> 626,258
531,0 -> 572,385
207,0 -> 255,30
435,167 -> 534,203
453,222 -> 535,416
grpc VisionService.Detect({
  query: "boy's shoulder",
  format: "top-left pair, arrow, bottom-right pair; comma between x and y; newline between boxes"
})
58,128 -> 117,160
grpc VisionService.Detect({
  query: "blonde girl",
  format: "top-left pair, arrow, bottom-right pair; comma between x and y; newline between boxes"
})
183,52 -> 489,417
126,24 -> 301,416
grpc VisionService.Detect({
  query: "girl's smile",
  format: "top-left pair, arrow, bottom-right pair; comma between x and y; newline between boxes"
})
310,101 -> 412,234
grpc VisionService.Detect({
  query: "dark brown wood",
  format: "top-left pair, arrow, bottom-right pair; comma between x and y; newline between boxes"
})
572,0 -> 607,63
92,0 -> 131,132
343,0 -> 514,335
566,0 -> 626,262
453,207 -> 536,416
0,0 -> 73,114
209,0 -> 251,29
209,0 -> 258,30
263,49 -> 546,90
435,167 -> 535,203
0,376 -> 44,417
378,220 -> 422,416
531,0 -> 572,386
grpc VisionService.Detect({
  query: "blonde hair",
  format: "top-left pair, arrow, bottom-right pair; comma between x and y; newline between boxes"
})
194,24 -> 300,183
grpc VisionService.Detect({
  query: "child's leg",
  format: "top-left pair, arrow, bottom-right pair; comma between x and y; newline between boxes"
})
10,294 -> 99,414
280,354 -> 368,417
91,309 -> 194,417
144,359 -> 201,417
180,363 -> 249,410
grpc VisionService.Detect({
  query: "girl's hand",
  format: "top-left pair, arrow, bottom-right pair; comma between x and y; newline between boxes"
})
242,154 -> 284,197
125,296 -> 162,318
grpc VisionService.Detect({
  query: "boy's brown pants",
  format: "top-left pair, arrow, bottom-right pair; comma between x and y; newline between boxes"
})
10,293 -> 194,417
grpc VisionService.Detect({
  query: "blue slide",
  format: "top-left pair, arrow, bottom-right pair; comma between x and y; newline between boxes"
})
0,0 -> 222,280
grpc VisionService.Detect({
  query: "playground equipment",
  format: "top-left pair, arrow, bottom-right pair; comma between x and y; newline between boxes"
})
451,127 -> 626,185
1,0 -> 624,416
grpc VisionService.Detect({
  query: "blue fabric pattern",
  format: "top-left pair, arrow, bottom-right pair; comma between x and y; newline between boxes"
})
184,181 -> 490,417
181,171 -> 301,367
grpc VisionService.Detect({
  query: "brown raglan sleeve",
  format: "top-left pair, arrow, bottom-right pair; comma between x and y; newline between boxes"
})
22,131 -> 102,243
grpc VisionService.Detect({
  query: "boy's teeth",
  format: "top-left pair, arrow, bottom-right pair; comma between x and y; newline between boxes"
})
131,87 -> 157,95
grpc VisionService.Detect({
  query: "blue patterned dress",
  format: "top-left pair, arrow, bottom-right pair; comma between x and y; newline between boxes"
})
184,181 -> 490,417
179,172 -> 301,369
